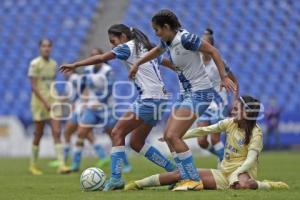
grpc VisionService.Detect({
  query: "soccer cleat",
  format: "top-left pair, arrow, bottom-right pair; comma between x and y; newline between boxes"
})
263,180 -> 289,189
103,177 -> 125,191
172,180 -> 204,191
29,165 -> 43,175
122,164 -> 132,173
70,163 -> 80,172
48,160 -> 61,168
124,181 -> 142,191
96,157 -> 110,168
57,165 -> 72,174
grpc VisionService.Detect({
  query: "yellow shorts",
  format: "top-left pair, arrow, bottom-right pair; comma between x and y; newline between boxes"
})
210,169 -> 257,190
31,103 -> 62,121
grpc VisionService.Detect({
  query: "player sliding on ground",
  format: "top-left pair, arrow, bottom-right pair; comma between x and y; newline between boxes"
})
60,24 -> 176,191
129,9 -> 236,190
125,96 -> 289,191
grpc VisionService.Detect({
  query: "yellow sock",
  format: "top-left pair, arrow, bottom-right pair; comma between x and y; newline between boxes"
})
55,144 -> 64,166
30,145 -> 39,166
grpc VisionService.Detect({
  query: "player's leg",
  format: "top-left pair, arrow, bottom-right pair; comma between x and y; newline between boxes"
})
104,112 -> 144,191
63,121 -> 78,163
210,133 -> 224,162
231,173 -> 289,190
125,169 -> 217,190
29,120 -> 45,175
105,127 -> 131,173
129,123 -> 176,172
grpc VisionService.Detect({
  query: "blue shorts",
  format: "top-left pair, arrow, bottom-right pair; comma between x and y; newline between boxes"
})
197,105 -> 229,125
131,98 -> 168,126
174,88 -> 214,117
80,108 -> 117,129
69,111 -> 80,124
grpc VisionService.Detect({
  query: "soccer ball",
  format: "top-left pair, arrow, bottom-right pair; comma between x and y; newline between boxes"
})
80,167 -> 106,191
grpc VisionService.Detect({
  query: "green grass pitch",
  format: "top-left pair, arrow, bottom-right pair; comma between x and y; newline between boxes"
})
0,151 -> 299,200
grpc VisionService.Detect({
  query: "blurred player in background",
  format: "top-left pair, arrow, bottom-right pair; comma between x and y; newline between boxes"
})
65,48 -> 131,172
129,9 -> 236,190
60,24 -> 177,191
125,96 -> 289,191
28,39 -> 70,175
197,29 -> 239,164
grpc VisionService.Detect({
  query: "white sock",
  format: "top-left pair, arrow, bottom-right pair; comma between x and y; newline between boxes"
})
139,143 -> 151,156
135,174 -> 160,188
257,181 -> 271,189
176,150 -> 192,160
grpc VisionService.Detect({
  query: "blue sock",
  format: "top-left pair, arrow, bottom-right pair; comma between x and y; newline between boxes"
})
72,146 -> 82,169
93,144 -> 106,159
123,152 -> 130,166
212,142 -> 225,161
172,152 -> 189,180
140,143 -> 176,172
177,150 -> 201,181
111,146 -> 126,180
63,143 -> 71,163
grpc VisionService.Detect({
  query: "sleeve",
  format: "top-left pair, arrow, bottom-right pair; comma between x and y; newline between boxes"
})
111,43 -> 131,60
248,128 -> 263,153
183,118 -> 231,139
181,32 -> 202,51
228,150 -> 259,185
28,61 -> 39,77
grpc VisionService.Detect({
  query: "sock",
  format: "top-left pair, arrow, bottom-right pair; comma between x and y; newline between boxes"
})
30,145 -> 39,166
55,144 -> 65,166
172,152 -> 189,180
256,181 -> 271,189
111,146 -> 126,180
72,146 -> 83,169
212,141 -> 225,161
135,174 -> 160,188
93,144 -> 106,159
140,143 -> 176,172
123,152 -> 130,167
63,143 -> 71,163
177,150 -> 201,181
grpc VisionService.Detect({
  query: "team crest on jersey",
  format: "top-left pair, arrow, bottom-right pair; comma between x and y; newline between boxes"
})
238,138 -> 245,146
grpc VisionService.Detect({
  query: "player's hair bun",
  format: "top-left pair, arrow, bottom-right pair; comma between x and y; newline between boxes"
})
205,28 -> 214,35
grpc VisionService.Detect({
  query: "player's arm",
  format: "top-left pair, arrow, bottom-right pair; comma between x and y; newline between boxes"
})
182,119 -> 229,139
29,77 -> 50,110
129,46 -> 165,79
60,52 -> 116,73
160,58 -> 175,70
227,70 -> 239,100
199,40 -> 236,92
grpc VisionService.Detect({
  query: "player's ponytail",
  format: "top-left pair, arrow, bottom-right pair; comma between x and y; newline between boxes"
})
204,28 -> 214,45
108,24 -> 153,55
152,9 -> 181,31
239,96 -> 261,145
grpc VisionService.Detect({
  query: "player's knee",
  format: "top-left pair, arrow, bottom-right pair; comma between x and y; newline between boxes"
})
197,137 -> 209,149
210,135 -> 221,145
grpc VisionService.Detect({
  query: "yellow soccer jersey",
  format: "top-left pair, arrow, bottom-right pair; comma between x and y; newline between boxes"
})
184,118 -> 263,176
28,56 -> 58,106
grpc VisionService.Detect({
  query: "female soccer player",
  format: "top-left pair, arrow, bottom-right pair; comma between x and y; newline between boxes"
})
60,24 -> 176,191
129,9 -> 236,190
28,39 -> 70,175
125,96 -> 289,191
197,29 -> 239,163
67,48 -> 130,172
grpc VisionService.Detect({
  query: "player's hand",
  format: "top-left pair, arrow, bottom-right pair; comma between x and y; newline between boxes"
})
221,76 -> 237,93
128,64 -> 139,80
43,101 -> 51,111
60,63 -> 77,73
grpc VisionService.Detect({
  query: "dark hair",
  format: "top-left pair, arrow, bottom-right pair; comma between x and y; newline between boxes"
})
204,28 -> 214,45
39,38 -> 52,47
108,24 -> 153,54
152,9 -> 181,31
239,95 -> 261,145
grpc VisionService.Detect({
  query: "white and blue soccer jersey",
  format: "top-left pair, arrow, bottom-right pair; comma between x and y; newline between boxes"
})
160,29 -> 212,94
84,64 -> 115,108
200,54 -> 230,106
111,40 -> 167,100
